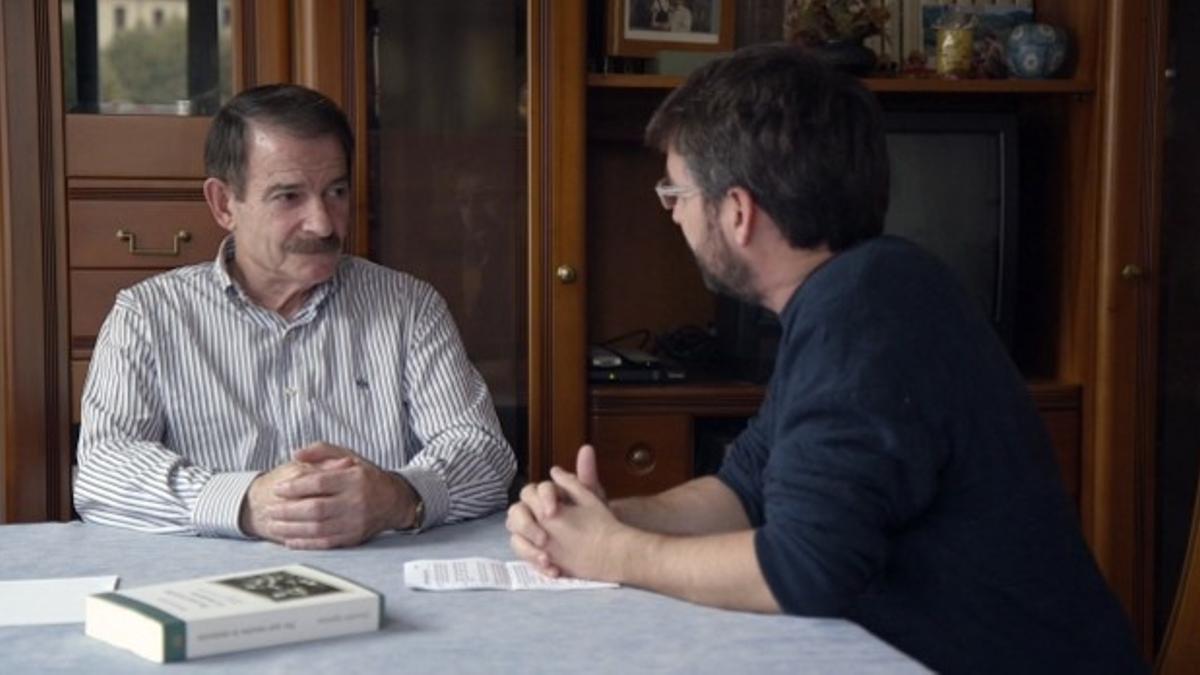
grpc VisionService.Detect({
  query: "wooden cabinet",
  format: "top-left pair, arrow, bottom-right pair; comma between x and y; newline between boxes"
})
59,2 -> 366,425
65,190 -> 225,423
591,382 -> 1082,503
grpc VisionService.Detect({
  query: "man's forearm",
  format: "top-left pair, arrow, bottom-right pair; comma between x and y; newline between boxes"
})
74,439 -> 250,537
610,476 -> 750,535
612,527 -> 780,614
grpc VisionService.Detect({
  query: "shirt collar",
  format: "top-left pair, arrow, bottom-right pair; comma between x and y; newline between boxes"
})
211,235 -> 346,317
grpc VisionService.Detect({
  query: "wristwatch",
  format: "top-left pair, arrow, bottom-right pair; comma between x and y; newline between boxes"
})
392,472 -> 425,531
410,491 -> 426,531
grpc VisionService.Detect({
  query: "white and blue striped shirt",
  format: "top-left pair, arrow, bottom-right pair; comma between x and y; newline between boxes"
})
74,238 -> 516,538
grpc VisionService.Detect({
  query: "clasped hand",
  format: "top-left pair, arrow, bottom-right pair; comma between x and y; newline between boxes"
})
506,445 -> 628,583
241,443 -> 416,549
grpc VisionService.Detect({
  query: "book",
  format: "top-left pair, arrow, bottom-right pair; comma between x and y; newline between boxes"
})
404,558 -> 618,591
84,564 -> 382,663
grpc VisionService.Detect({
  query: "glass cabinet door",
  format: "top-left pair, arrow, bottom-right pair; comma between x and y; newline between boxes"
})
368,1 -> 530,462
62,0 -> 234,116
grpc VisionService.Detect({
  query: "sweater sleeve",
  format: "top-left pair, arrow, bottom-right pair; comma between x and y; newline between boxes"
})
753,382 -> 945,616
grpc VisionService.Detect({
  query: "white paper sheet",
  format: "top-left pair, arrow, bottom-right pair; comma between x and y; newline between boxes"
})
0,575 -> 119,626
404,558 -> 617,591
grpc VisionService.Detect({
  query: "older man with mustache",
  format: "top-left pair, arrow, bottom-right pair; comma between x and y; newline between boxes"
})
74,85 -> 515,549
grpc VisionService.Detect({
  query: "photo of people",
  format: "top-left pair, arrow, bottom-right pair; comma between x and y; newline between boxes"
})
634,0 -> 695,32
625,0 -> 721,38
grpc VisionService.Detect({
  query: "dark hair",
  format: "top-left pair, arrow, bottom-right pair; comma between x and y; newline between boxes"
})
645,44 -> 890,251
204,84 -> 353,198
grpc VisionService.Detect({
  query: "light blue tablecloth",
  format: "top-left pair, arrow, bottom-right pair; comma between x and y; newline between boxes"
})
0,514 -> 928,673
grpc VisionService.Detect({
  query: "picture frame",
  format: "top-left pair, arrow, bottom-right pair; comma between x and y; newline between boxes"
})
607,0 -> 736,58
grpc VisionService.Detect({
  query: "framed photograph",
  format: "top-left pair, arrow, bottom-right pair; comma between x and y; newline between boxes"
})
607,0 -> 736,58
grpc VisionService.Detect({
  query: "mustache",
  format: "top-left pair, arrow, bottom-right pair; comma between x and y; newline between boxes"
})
284,235 -> 342,254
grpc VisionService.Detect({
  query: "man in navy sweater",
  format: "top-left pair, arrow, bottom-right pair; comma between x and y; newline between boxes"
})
506,44 -> 1145,673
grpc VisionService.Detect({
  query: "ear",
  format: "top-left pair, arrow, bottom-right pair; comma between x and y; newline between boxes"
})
203,177 -> 237,233
725,186 -> 758,247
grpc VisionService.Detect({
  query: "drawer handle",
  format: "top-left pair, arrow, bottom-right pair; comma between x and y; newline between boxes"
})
116,228 -> 192,256
625,444 -> 656,475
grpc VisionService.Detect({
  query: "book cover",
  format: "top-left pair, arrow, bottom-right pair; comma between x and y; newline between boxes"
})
84,564 -> 382,663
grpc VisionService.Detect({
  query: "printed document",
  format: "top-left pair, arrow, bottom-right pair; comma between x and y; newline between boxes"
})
404,558 -> 617,591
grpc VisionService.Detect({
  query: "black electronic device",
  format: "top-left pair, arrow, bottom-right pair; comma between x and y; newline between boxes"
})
714,110 -> 1020,382
588,345 -> 687,383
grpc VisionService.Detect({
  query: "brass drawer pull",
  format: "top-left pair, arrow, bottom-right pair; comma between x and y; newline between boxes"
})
116,228 -> 192,256
625,444 -> 656,475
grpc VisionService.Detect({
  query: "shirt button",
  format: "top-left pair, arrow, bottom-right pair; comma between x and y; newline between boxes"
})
284,387 -> 297,397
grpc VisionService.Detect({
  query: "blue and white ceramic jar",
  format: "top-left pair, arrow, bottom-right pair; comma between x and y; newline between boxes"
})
1006,23 -> 1068,79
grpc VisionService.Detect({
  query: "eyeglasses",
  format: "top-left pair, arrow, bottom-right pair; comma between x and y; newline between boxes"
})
654,177 -> 701,210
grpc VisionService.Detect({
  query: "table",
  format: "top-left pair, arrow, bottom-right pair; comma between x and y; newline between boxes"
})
0,514 -> 928,673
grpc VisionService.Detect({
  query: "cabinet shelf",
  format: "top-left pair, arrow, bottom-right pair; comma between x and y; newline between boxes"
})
591,379 -> 1079,415
587,73 -> 1094,95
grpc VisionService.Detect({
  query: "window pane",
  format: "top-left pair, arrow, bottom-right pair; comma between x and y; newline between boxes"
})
62,0 -> 234,115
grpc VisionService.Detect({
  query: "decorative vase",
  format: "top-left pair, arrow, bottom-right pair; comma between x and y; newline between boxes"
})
1006,23 -> 1069,79
936,27 -> 974,78
814,39 -> 877,77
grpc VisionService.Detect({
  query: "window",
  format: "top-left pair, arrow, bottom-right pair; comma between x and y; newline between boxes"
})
114,6 -> 126,30
153,9 -> 164,28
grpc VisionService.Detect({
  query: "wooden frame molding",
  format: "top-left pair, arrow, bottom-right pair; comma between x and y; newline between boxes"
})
0,0 -> 72,522
238,0 -> 292,87
529,0 -> 588,481
290,0 -> 368,257
1091,0 -> 1168,653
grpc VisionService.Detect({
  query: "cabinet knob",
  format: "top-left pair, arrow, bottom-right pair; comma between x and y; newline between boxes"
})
625,444 -> 655,474
555,264 -> 578,284
1120,264 -> 1145,281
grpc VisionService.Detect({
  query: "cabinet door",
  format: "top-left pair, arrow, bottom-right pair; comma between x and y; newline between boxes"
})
366,0 -> 587,483
60,0 -> 292,423
62,0 -> 239,175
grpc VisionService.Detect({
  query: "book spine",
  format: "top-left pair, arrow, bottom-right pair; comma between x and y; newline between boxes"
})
86,592 -> 187,662
185,596 -> 381,659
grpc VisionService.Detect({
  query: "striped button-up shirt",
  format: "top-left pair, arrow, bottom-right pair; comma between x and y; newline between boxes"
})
74,238 -> 516,538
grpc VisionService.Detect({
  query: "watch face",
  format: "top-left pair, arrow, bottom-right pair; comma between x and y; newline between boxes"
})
413,497 -> 425,529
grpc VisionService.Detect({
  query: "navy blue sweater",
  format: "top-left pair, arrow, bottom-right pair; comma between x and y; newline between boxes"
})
719,236 -> 1144,674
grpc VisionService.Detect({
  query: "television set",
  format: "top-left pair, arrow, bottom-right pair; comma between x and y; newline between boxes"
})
715,110 -> 1020,382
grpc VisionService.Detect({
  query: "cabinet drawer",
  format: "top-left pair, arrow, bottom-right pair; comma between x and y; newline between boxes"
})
70,269 -> 160,342
69,199 -> 222,268
590,414 -> 693,498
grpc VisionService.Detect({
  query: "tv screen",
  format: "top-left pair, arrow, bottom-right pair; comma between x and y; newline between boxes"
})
715,111 -> 1019,382
883,111 -> 1019,343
